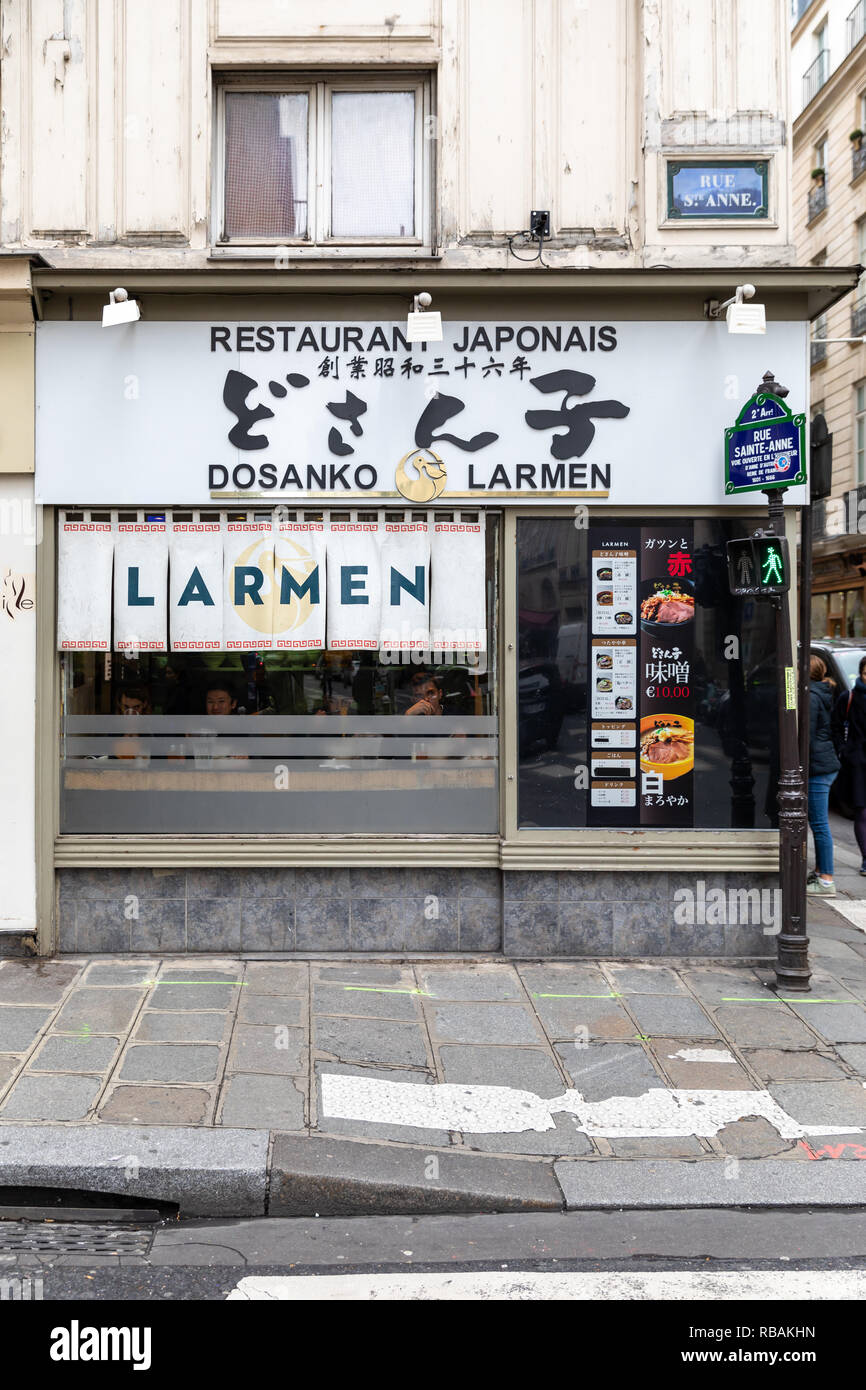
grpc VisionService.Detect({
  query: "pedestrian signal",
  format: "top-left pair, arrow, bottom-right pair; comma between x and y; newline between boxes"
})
726,535 -> 789,597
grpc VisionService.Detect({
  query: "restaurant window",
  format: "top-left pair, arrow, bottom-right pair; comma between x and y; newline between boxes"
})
516,517 -> 780,831
216,77 -> 432,248
58,509 -> 497,834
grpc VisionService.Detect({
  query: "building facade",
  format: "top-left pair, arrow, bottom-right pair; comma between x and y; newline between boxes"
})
791,0 -> 866,633
0,0 -> 854,960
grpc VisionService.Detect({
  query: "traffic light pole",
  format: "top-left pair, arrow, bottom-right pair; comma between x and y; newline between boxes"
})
765,481 -> 811,992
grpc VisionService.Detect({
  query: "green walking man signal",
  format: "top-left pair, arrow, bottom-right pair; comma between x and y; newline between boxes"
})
726,534 -> 790,597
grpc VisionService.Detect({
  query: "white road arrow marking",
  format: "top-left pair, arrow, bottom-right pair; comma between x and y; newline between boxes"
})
320,1073 -> 863,1140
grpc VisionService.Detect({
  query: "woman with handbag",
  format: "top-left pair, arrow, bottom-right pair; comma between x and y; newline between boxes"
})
807,656 -> 840,896
832,653 -> 866,878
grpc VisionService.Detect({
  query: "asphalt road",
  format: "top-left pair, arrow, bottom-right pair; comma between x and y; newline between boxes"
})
3,1208 -> 866,1298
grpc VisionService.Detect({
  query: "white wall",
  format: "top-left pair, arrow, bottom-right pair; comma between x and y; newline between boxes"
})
0,474 -> 36,934
0,0 -> 795,267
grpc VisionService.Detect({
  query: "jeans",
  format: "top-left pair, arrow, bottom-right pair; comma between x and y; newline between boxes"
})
808,773 -> 836,877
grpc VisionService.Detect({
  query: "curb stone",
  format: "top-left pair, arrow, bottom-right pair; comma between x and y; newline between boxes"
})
269,1133 -> 564,1216
0,1124 -> 268,1217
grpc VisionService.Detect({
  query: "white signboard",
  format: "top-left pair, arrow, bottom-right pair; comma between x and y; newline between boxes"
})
35,321 -> 809,507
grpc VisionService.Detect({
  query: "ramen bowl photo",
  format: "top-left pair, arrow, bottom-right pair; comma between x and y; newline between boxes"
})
639,578 -> 695,635
638,714 -> 694,780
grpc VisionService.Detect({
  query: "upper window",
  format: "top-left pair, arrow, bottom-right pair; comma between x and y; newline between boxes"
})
216,77 -> 432,251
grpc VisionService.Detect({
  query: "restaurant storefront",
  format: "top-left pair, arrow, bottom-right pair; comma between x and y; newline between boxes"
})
34,289 -> 809,958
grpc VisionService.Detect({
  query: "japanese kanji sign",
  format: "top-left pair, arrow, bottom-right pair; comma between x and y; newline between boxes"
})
725,391 -> 806,495
35,320 -> 809,508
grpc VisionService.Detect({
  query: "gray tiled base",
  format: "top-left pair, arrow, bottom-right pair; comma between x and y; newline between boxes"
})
57,868 -> 780,958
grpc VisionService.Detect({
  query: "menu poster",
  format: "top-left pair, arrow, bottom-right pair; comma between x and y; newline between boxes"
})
591,722 -> 636,750
590,638 -> 636,719
638,524 -> 695,827
588,527 -> 639,826
590,546 -> 637,635
590,780 -> 636,810
591,749 -> 637,780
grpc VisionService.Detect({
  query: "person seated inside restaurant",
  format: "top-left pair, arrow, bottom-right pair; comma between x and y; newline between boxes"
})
404,669 -> 444,717
202,679 -> 247,761
113,685 -> 151,762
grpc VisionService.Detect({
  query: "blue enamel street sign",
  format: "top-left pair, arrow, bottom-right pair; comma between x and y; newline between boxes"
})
724,392 -> 806,495
667,161 -> 768,219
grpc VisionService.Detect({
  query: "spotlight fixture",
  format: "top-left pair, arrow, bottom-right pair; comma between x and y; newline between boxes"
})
406,291 -> 443,343
102,287 -> 141,327
706,283 -> 766,334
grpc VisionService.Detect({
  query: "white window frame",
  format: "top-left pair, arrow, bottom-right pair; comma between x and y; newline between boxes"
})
858,217 -> 866,301
857,382 -> 866,485
212,73 -> 435,259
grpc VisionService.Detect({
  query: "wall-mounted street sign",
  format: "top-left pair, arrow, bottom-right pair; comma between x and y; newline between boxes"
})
726,534 -> 790,597
724,391 -> 806,495
666,161 -> 769,219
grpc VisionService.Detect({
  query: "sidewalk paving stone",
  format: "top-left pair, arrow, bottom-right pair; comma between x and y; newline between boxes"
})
30,1035 -> 120,1072
54,989 -> 144,1035
314,1062 -> 448,1145
98,1085 -> 213,1125
133,1012 -> 230,1043
627,996 -> 719,1039
606,964 -> 688,995
554,1041 -> 663,1099
0,962 -> 81,1004
417,966 -> 523,1002
461,1116 -> 594,1157
716,1117 -> 800,1158
711,1004 -> 818,1049
119,1044 -> 221,1084
741,1048 -> 849,1082
834,1043 -> 866,1070
146,982 -> 239,1011
429,1002 -> 542,1046
82,963 -> 157,988
530,994 -> 635,1042
0,1007 -> 53,1051
315,964 -> 409,986
649,1039 -> 755,1090
228,1025 -> 306,1075
785,1002 -> 866,1043
516,964 -> 610,996
314,1016 -> 427,1067
679,968 -> 766,1004
243,963 -> 308,995
312,982 -> 420,1021
0,1073 -> 101,1121
768,1080 -> 866,1129
608,1137 -> 705,1158
238,994 -> 305,1027
0,1058 -> 19,1087
438,1044 -> 565,1095
219,1075 -> 305,1130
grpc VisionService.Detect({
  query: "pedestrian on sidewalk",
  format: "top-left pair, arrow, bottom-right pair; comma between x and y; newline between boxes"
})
831,653 -> 866,880
807,655 -> 840,896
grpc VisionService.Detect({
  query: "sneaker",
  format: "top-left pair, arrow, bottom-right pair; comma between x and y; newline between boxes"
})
806,870 -> 818,884
807,878 -> 836,897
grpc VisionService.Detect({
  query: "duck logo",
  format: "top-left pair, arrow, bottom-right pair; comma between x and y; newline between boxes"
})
395,449 -> 447,503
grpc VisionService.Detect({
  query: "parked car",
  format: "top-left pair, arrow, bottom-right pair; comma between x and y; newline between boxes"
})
810,638 -> 866,694
811,640 -> 866,817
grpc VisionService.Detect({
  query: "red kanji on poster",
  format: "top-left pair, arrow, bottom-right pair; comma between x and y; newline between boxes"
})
667,551 -> 692,578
